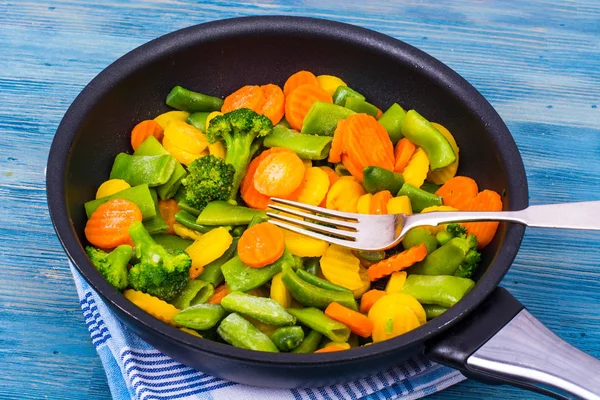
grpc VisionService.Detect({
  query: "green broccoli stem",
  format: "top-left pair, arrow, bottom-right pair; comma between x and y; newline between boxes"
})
224,136 -> 255,198
108,245 -> 134,268
129,221 -> 158,259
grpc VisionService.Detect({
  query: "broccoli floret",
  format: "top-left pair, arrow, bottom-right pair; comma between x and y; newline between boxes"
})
86,245 -> 132,290
446,223 -> 468,239
444,223 -> 481,279
206,108 -> 273,197
127,221 -> 191,301
181,155 -> 235,210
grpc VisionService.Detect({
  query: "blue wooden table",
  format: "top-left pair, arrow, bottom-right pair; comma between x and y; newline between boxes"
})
1,1 -> 599,399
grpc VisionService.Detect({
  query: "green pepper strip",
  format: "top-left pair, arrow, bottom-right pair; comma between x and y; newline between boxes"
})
172,304 -> 227,330
170,280 -> 215,310
270,326 -> 305,352
295,269 -> 351,293
220,291 -> 296,326
281,264 -> 357,310
197,238 -> 238,286
166,86 -> 224,113
401,274 -> 475,308
291,329 -> 323,353
287,308 -> 351,343
217,313 -> 279,352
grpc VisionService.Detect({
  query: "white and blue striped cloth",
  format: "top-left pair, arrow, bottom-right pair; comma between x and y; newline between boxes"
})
70,263 -> 465,400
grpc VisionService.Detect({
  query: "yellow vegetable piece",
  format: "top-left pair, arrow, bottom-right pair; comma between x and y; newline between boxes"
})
173,223 -> 204,241
322,342 -> 351,350
385,271 -> 407,294
205,111 -> 223,131
386,196 -> 412,215
246,316 -> 279,337
372,293 -> 426,326
284,230 -> 329,257
352,266 -> 371,298
95,179 -> 131,199
270,272 -> 292,308
402,147 -> 430,188
292,167 -> 330,206
302,159 -> 313,169
180,327 -> 202,337
420,205 -> 458,234
316,75 -> 347,97
123,289 -> 180,326
185,227 -> 233,272
427,123 -> 459,184
320,244 -> 364,291
164,120 -> 208,155
356,193 -> 373,214
208,141 -> 226,159
369,303 -> 420,343
163,136 -> 206,166
325,176 -> 366,213
154,111 -> 190,130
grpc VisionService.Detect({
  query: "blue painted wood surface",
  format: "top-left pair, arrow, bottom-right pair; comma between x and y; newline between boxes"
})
1,0 -> 599,399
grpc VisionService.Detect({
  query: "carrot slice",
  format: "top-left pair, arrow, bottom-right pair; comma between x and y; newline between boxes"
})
207,284 -> 230,305
238,222 -> 285,268
84,199 -> 142,248
283,70 -> 320,96
328,118 -> 347,163
360,289 -> 387,313
131,120 -> 164,151
314,345 -> 348,353
369,190 -> 393,215
393,137 -> 417,173
368,243 -> 428,281
222,85 -> 266,114
158,199 -> 178,235
325,302 -> 374,338
241,148 -> 294,209
260,84 -> 285,125
463,189 -> 503,249
253,151 -> 305,197
435,176 -> 479,210
284,84 -> 333,131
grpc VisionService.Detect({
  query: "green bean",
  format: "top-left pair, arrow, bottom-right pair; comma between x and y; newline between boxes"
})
110,153 -> 177,187
174,210 -> 227,233
217,313 -> 279,352
220,291 -> 296,326
343,97 -> 379,117
152,234 -> 193,253
196,201 -> 267,226
409,238 -> 469,275
85,184 -> 156,219
187,112 -> 211,133
264,124 -> 333,159
401,274 -> 475,308
221,250 -> 294,292
295,268 -> 351,293
270,326 -> 305,351
166,86 -> 223,112
353,250 -> 386,263
332,86 -> 365,106
401,110 -> 456,170
170,280 -> 214,310
173,304 -> 227,330
287,308 -> 351,343
304,258 -> 320,276
397,183 -> 442,213
363,166 -> 405,195
299,102 -> 354,137
291,329 -> 323,353
142,188 -> 168,235
420,181 -> 441,194
423,304 -> 448,320
402,227 -> 439,253
377,103 -> 406,144
197,238 -> 238,286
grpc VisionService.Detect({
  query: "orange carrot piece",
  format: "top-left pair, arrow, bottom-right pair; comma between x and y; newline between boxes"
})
253,151 -> 305,197
375,108 -> 383,120
131,120 -> 164,151
260,84 -> 285,125
314,345 -> 348,353
368,243 -> 428,281
207,284 -> 230,305
221,85 -> 266,114
360,289 -> 387,313
241,148 -> 293,209
325,302 -> 374,338
435,176 -> 479,210
238,222 -> 286,268
393,138 -> 417,173
284,84 -> 333,131
158,199 -> 178,235
463,189 -> 503,249
328,118 -> 347,163
283,70 -> 319,97
84,199 -> 142,249
369,190 -> 393,215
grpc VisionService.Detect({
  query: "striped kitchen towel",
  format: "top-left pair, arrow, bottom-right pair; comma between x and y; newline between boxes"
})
70,263 -> 465,400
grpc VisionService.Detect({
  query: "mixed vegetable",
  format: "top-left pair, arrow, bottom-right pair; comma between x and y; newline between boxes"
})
83,71 -> 503,353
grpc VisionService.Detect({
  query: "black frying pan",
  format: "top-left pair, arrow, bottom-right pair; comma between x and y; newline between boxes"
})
46,16 -> 600,398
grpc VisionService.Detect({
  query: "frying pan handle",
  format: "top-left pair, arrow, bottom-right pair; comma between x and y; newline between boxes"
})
426,287 -> 600,399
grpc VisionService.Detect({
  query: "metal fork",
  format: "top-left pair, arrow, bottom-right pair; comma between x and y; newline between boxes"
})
267,198 -> 600,251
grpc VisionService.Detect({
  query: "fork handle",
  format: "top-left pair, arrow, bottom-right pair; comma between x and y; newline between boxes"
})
409,201 -> 600,230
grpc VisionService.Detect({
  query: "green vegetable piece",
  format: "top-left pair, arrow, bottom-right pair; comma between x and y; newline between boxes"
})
85,245 -> 132,290
354,250 -> 386,263
231,226 -> 246,238
397,183 -> 442,213
334,163 -> 351,176
196,201 -> 267,226
287,308 -> 351,343
299,101 -> 355,137
110,153 -> 177,187
221,291 -> 296,326
178,199 -> 202,216
423,304 -> 448,320
420,181 -> 441,194
378,103 -> 407,144
332,86 -> 365,106
174,210 -> 227,233
181,155 -> 235,211
187,112 -> 211,133
143,188 -> 168,235
197,238 -> 238,286
402,227 -> 439,253
291,329 -> 323,353
343,97 -> 379,117
409,237 -> 470,275
281,263 -> 357,310
166,86 -> 223,112
222,250 -> 294,292
152,234 -> 193,253
296,268 -> 351,293
304,257 -> 320,276
173,303 -> 227,330
401,110 -> 456,170
363,166 -> 405,195
170,280 -> 214,309
134,136 -> 186,200
435,230 -> 453,246
401,274 -> 475,308
85,184 -> 156,220
293,255 -> 305,270
265,124 -> 333,159
217,313 -> 279,352
248,214 -> 268,227
270,326 -> 305,351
